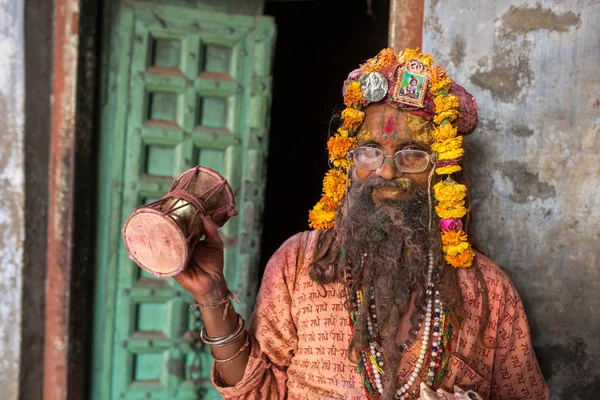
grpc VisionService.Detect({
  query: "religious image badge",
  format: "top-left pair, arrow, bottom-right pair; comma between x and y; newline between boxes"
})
361,71 -> 388,102
393,58 -> 431,108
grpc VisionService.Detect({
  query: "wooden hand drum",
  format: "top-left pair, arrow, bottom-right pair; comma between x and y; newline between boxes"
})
122,166 -> 237,278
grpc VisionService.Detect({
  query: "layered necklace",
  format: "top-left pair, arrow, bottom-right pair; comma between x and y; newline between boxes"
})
346,250 -> 453,400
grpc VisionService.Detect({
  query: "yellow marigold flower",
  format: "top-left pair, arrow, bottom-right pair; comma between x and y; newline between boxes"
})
438,148 -> 465,161
441,229 -> 468,246
436,201 -> 467,219
337,128 -> 349,137
332,158 -> 354,170
341,108 -> 365,131
433,179 -> 467,203
444,241 -> 470,256
431,136 -> 463,154
431,123 -> 457,142
399,48 -> 434,68
433,109 -> 459,125
445,247 -> 475,268
430,76 -> 452,96
436,165 -> 462,175
362,48 -> 398,73
308,194 -> 341,230
344,81 -> 367,108
322,169 -> 347,203
434,95 -> 459,114
328,135 -> 357,162
308,207 -> 336,230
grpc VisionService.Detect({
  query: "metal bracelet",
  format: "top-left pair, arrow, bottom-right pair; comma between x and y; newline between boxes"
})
212,333 -> 250,363
200,313 -> 245,346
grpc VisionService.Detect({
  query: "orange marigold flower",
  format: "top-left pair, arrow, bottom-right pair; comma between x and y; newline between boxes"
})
344,81 -> 368,108
445,247 -> 475,268
341,108 -> 365,131
322,168 -> 348,203
328,135 -> 357,162
362,48 -> 399,73
441,229 -> 468,246
430,65 -> 447,85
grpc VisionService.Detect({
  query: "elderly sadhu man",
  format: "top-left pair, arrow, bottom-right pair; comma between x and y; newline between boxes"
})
174,49 -> 549,399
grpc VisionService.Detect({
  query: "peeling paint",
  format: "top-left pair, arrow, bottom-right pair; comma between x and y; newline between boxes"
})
500,161 -> 556,203
449,34 -> 466,66
0,1 -> 25,400
510,124 -> 534,137
502,4 -> 581,34
470,53 -> 534,102
44,0 -> 80,399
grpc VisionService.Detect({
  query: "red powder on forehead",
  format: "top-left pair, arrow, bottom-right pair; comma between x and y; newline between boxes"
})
384,116 -> 395,134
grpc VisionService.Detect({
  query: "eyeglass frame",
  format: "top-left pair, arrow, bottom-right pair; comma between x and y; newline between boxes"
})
348,146 -> 437,173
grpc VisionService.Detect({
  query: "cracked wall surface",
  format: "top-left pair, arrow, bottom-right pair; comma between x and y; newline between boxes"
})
423,1 -> 599,398
0,0 -> 25,399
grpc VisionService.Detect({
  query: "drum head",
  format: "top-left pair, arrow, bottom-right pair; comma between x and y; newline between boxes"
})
123,210 -> 188,277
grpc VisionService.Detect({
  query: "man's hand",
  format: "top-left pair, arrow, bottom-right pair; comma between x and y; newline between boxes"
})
172,214 -> 228,302
419,382 -> 483,400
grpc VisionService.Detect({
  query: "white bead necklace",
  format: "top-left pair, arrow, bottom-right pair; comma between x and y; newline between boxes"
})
395,250 -> 436,398
356,250 -> 444,399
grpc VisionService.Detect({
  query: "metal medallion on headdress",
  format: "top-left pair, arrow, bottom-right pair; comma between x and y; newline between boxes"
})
361,72 -> 388,102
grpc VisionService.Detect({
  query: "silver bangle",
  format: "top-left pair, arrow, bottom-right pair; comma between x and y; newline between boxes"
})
200,313 -> 246,347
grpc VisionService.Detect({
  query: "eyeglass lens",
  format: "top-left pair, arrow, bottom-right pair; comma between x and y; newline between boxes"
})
352,147 -> 429,173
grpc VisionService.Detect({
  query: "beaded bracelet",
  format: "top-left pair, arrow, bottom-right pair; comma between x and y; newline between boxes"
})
212,333 -> 250,363
200,313 -> 246,347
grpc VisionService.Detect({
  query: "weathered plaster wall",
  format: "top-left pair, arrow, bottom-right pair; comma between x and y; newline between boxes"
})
423,1 -> 600,398
0,0 -> 25,399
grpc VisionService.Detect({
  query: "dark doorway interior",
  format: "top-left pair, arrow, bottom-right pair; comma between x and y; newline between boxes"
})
260,0 -> 391,272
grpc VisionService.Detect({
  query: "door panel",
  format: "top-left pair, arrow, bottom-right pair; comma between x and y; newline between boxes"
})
93,2 -> 275,399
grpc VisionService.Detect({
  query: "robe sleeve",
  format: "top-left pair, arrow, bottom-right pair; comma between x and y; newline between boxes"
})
489,281 -> 549,400
211,233 -> 304,399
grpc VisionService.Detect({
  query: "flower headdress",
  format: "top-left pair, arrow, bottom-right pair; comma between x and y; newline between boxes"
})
308,48 -> 478,268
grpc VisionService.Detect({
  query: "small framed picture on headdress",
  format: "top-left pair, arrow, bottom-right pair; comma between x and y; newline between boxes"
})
393,70 -> 429,108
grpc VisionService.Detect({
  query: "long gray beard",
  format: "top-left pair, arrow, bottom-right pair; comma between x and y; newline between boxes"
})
335,176 -> 431,400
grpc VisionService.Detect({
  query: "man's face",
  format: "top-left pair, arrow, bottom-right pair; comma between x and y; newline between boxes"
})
353,103 -> 433,206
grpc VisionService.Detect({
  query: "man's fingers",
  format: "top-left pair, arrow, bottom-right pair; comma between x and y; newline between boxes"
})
200,214 -> 223,247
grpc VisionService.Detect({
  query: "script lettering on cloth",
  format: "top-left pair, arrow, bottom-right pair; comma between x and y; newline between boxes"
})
212,231 -> 549,399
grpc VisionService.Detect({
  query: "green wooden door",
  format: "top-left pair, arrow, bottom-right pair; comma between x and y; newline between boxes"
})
92,2 -> 275,399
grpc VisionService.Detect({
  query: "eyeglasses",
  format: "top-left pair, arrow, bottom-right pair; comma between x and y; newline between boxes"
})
350,146 -> 433,173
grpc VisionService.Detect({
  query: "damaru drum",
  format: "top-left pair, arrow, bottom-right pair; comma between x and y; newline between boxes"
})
122,166 -> 237,278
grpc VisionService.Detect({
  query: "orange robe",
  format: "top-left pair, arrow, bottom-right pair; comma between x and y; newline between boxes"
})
213,231 -> 549,399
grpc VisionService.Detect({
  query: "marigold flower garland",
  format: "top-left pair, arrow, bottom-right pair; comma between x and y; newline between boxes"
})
308,48 -> 475,268
430,65 -> 475,268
